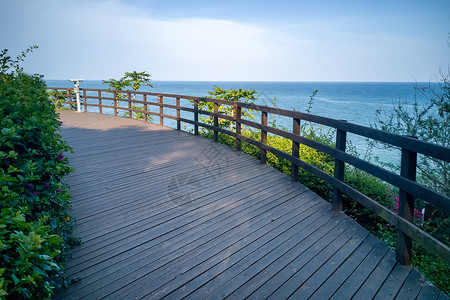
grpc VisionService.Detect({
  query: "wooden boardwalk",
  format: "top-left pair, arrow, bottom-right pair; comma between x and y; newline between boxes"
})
56,110 -> 445,299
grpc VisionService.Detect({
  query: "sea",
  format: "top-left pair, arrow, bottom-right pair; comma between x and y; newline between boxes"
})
46,80 -> 440,165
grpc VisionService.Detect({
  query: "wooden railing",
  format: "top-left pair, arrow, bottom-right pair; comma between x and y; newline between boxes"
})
47,87 -> 450,266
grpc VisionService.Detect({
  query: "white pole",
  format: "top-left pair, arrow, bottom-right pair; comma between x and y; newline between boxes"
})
69,79 -> 84,112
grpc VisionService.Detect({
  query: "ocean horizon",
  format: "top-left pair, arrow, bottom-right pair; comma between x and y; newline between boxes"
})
46,79 -> 438,124
47,79 -> 440,164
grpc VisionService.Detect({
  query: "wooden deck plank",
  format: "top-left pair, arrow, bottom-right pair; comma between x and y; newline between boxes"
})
417,281 -> 441,300
373,263 -> 412,299
54,111 -> 443,299
70,160 -> 268,238
120,194 -> 329,299
329,240 -> 390,299
68,157 -> 260,220
68,157 -> 256,202
352,250 -> 397,299
71,166 -> 280,240
229,215 -> 353,300
65,176 -> 302,277
68,173 -> 287,261
287,229 -> 370,299
179,207 -> 338,300
140,201 -> 332,299
396,268 -> 427,300
262,221 -> 363,299
68,146 -> 257,202
59,173 -> 309,295
63,187 -> 316,299
308,234 -> 380,299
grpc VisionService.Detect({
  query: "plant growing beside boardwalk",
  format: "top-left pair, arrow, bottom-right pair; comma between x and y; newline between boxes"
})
0,47 -> 75,298
368,40 -> 450,292
103,71 -> 153,120
47,89 -> 77,110
368,72 -> 450,292
201,86 -> 258,131
371,74 -> 450,197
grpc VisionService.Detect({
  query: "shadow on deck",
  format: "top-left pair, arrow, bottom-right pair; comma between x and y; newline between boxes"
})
56,110 -> 445,299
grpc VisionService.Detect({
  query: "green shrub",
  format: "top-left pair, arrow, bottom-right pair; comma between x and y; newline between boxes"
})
1,49 -> 73,298
343,168 -> 395,231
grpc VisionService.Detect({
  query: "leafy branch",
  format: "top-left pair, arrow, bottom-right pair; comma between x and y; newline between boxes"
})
0,45 -> 38,75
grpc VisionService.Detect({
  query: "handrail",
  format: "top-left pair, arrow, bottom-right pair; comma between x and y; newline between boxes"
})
46,86 -> 450,266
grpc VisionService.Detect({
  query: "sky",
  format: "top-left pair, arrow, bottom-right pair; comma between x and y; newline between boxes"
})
1,0 -> 449,82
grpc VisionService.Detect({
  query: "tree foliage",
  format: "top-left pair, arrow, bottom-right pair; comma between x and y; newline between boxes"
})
371,71 -> 450,197
370,36 -> 450,197
199,86 -> 257,131
103,71 -> 153,120
368,41 -> 450,292
0,45 -> 38,76
122,71 -> 153,91
102,71 -> 152,99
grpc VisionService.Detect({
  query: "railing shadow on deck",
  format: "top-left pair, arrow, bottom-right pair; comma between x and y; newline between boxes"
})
46,86 -> 450,267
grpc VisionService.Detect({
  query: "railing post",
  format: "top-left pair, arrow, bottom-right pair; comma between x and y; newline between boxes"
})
261,111 -> 268,164
128,93 -> 132,119
158,95 -> 164,126
83,89 -> 87,112
176,97 -> 180,130
213,102 -> 219,142
396,136 -> 418,266
194,100 -> 199,135
333,121 -> 347,211
292,118 -> 300,182
98,90 -> 102,114
113,92 -> 118,116
236,104 -> 241,151
143,94 -> 148,122
66,88 -> 72,110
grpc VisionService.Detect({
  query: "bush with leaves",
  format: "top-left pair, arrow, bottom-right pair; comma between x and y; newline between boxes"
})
0,47 -> 74,298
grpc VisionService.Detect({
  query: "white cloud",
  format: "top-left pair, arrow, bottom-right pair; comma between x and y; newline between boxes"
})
1,0 -> 289,80
1,0 -> 447,81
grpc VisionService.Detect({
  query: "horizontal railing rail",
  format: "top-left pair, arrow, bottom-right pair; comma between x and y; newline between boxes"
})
46,86 -> 450,266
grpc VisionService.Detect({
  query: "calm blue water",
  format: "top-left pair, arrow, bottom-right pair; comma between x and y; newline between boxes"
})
46,80 -> 439,164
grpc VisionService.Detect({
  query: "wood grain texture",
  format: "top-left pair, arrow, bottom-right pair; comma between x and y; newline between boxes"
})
54,111 -> 444,299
